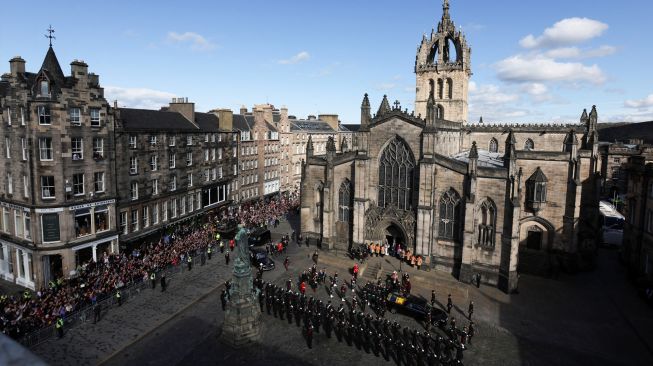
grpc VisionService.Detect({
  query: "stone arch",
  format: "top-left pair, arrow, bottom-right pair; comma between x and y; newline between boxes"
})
476,198 -> 497,249
428,40 -> 440,64
437,79 -> 444,99
446,78 -> 453,99
524,138 -> 534,151
436,104 -> 444,119
519,216 -> 555,251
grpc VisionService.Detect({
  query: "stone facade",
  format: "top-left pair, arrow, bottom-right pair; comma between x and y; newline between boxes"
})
599,140 -> 653,198
0,48 -> 119,289
300,1 -> 601,293
622,156 -> 653,280
114,99 -> 237,246
232,104 -> 280,203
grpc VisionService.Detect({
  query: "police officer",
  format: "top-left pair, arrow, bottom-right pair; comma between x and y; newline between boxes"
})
219,240 -> 225,253
115,289 -> 122,306
447,293 -> 453,314
150,272 -> 156,289
207,245 -> 213,260
306,322 -> 314,349
55,316 -> 64,338
220,289 -> 228,311
468,321 -> 475,345
187,254 -> 193,271
225,250 -> 230,265
431,289 -> 436,307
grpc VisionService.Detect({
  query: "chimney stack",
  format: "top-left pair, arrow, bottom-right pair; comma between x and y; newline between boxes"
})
168,97 -> 195,124
318,114 -> 339,131
240,105 -> 247,115
9,56 -> 25,76
70,59 -> 88,77
214,109 -> 233,131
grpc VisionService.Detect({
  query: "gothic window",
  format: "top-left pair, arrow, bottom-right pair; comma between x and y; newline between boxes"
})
438,79 -> 444,99
477,200 -> 496,249
489,138 -> 498,153
437,105 -> 444,119
429,41 -> 440,64
447,78 -> 453,99
526,167 -> 548,212
378,137 -> 415,211
439,189 -> 461,240
338,180 -> 352,222
524,138 -> 534,151
429,79 -> 435,98
314,185 -> 323,220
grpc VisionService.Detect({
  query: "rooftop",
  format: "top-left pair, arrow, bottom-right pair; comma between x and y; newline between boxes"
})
452,149 -> 504,168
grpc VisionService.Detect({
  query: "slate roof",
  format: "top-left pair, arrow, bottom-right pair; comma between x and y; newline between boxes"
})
452,149 -> 504,168
341,124 -> 360,132
290,119 -> 336,132
119,108 -> 199,131
232,114 -> 251,131
194,112 -> 221,132
0,81 -> 8,98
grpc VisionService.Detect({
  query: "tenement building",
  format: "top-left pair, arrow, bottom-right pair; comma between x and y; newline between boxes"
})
300,0 -> 601,292
232,104 -> 281,203
114,99 -> 236,247
599,139 -> 653,197
622,156 -> 653,279
0,47 -> 119,289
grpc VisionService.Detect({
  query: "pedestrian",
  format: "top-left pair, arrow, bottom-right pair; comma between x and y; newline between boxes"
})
150,272 -> 156,289
55,316 -> 64,338
93,302 -> 101,324
225,251 -> 230,265
207,245 -> 213,260
431,290 -> 436,307
284,257 -> 290,271
446,294 -> 452,314
115,289 -> 122,306
468,301 -> 474,320
219,241 -> 225,253
461,326 -> 468,345
312,250 -> 319,265
287,278 -> 293,292
187,254 -> 193,271
300,281 -> 306,295
161,272 -> 167,292
221,289 -> 228,311
306,323 -> 314,349
229,239 -> 235,251
475,273 -> 481,288
468,321 -> 475,345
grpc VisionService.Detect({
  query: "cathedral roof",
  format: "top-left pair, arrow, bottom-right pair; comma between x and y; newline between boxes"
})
452,149 -> 503,168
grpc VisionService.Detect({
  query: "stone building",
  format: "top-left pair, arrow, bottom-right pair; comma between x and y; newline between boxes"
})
300,0 -> 601,292
232,104 -> 280,203
622,156 -> 653,279
279,114 -> 343,194
599,140 -> 653,198
0,47 -> 119,289
114,98 -> 236,246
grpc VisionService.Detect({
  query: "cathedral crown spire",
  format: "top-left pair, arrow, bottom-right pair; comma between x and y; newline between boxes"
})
442,0 -> 450,20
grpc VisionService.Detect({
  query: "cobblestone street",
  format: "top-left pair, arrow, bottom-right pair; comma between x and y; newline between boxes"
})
23,215 -> 653,366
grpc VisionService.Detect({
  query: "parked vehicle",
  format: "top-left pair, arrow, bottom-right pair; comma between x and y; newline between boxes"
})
599,200 -> 625,247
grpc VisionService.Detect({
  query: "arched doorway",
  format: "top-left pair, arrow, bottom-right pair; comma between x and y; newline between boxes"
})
385,223 -> 406,252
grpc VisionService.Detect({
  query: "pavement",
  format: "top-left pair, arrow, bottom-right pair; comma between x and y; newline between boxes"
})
23,214 -> 653,366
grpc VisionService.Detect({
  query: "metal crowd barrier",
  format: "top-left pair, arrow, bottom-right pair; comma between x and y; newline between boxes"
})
18,250 -> 204,348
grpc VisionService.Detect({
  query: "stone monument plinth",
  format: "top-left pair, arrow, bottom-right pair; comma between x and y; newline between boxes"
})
220,226 -> 262,347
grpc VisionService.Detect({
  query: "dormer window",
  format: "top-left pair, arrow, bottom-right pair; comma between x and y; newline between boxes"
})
39,80 -> 50,97
526,167 -> 548,213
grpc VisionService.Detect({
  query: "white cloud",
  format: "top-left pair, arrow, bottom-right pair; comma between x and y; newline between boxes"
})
495,54 -> 606,84
521,83 -> 553,102
104,86 -> 176,110
278,51 -> 311,65
469,83 -> 519,105
624,94 -> 653,109
544,45 -> 616,59
605,110 -> 653,123
519,18 -> 608,49
166,31 -> 216,51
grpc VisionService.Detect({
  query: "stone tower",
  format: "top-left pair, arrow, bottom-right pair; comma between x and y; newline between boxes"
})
414,0 -> 471,123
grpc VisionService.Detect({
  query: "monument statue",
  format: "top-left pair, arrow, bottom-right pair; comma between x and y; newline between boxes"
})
220,224 -> 262,347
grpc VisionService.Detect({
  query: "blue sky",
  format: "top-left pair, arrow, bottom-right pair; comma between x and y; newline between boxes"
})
2,0 -> 653,124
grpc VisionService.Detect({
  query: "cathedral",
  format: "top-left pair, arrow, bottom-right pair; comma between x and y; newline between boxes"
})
300,0 -> 600,292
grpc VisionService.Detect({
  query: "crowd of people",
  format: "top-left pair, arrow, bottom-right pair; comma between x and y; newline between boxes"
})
0,194 -> 299,341
352,241 -> 425,270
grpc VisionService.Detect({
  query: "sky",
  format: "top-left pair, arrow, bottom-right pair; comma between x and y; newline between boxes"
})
2,0 -> 653,125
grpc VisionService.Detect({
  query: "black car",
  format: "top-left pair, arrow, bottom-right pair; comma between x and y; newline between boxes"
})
250,248 -> 275,271
386,293 -> 448,325
248,228 -> 271,247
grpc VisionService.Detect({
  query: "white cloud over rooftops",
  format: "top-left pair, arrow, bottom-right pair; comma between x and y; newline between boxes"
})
519,17 -> 609,49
